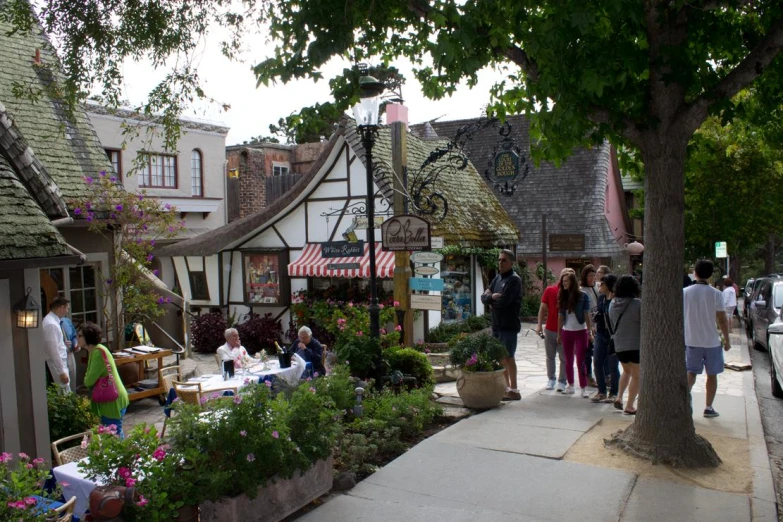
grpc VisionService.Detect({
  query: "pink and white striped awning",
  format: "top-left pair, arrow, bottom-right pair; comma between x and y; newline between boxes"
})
288,243 -> 396,279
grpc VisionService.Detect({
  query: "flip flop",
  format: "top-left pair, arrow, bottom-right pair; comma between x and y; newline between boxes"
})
623,409 -> 636,415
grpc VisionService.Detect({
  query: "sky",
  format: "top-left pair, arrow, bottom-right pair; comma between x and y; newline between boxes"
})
118,28 -> 509,146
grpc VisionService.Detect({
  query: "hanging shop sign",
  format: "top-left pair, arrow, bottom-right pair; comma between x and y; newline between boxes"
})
410,251 -> 444,264
410,277 -> 444,292
549,234 -> 585,252
410,294 -> 442,311
414,265 -> 440,276
354,216 -> 385,229
327,263 -> 361,270
430,236 -> 444,249
381,215 -> 431,251
321,241 -> 364,258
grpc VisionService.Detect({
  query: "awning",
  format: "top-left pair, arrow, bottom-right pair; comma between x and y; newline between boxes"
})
288,243 -> 396,279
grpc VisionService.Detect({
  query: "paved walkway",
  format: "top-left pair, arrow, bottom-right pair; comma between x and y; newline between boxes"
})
297,319 -> 777,522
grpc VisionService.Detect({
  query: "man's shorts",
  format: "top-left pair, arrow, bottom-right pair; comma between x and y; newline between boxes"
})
686,346 -> 724,375
492,328 -> 518,357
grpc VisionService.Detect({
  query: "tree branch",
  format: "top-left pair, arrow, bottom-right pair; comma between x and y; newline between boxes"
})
589,106 -> 642,145
502,45 -> 540,83
681,16 -> 783,134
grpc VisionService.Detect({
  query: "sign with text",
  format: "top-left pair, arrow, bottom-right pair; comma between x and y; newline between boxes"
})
715,241 -> 727,258
414,265 -> 440,276
410,251 -> 444,264
321,241 -> 364,258
381,215 -> 431,251
353,216 -> 385,229
549,234 -> 585,252
410,277 -> 444,292
430,236 -> 444,249
327,262 -> 361,270
410,294 -> 442,311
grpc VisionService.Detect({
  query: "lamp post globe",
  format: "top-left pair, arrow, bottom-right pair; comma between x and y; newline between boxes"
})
353,74 -> 385,390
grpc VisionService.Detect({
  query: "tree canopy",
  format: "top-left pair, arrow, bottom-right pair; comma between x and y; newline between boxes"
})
4,0 -> 783,467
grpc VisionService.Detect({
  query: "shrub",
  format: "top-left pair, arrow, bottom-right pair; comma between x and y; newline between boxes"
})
236,312 -> 283,354
47,384 -> 98,447
521,293 -> 541,317
449,332 -> 508,372
335,334 -> 380,379
385,347 -> 433,386
191,312 -> 227,353
313,364 -> 356,412
362,387 -> 442,439
426,314 -> 491,343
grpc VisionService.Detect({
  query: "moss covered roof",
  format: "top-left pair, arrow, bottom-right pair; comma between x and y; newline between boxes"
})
0,5 -> 113,201
0,154 -> 70,260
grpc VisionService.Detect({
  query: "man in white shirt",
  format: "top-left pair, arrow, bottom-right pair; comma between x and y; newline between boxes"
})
42,297 -> 71,393
683,259 -> 731,418
216,328 -> 250,363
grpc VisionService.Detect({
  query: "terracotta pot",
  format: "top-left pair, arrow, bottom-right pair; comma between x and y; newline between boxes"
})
456,369 -> 506,409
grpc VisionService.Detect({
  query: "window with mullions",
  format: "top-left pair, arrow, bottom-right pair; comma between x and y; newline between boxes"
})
39,265 -> 100,327
139,153 -> 177,188
191,149 -> 203,197
272,163 -> 289,177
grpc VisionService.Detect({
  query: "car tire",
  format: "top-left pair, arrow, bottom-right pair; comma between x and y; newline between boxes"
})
771,357 -> 783,399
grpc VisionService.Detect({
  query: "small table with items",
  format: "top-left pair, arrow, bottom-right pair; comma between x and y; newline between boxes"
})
113,347 -> 173,402
188,353 -> 307,393
52,460 -> 97,519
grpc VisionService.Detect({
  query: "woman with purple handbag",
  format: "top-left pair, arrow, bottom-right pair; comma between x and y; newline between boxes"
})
80,322 -> 129,438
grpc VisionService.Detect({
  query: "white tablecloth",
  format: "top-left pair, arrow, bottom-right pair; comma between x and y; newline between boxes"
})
52,460 -> 100,518
190,353 -> 306,391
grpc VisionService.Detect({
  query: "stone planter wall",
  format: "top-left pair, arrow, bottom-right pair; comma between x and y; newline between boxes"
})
200,457 -> 333,522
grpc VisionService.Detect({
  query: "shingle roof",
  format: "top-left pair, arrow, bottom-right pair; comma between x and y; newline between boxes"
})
417,116 -> 626,258
0,7 -> 113,202
0,154 -> 71,260
157,118 -> 519,258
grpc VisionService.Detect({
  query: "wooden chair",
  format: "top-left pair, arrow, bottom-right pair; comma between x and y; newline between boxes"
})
51,432 -> 91,467
46,496 -> 76,522
172,381 -> 238,407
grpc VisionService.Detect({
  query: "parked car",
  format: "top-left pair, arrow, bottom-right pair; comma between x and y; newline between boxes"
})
766,323 -> 783,398
746,277 -> 772,335
750,277 -> 783,351
743,278 -> 758,328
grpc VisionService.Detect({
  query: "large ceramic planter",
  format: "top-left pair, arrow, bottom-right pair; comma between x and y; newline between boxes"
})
200,458 -> 333,522
456,369 -> 506,409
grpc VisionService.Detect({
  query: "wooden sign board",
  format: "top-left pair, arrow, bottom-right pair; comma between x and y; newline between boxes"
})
381,215 -> 431,251
549,234 -> 585,252
410,294 -> 442,311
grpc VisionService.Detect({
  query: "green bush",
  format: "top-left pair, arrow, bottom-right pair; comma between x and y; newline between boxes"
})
426,314 -> 491,343
362,387 -> 442,439
335,334 -> 379,379
313,364 -> 356,412
385,347 -> 433,386
47,384 -> 98,446
449,332 -> 508,372
333,425 -> 406,477
521,293 -> 541,317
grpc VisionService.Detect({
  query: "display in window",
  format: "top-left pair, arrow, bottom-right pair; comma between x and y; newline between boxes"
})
441,255 -> 472,323
245,254 -> 280,303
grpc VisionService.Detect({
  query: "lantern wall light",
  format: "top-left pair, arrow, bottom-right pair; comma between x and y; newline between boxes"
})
14,287 -> 40,329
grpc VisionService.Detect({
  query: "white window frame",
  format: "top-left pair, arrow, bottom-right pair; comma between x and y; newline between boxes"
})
191,149 -> 203,197
272,162 -> 290,177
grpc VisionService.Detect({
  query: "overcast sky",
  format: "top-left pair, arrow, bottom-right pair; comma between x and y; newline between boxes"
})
118,28 -> 509,146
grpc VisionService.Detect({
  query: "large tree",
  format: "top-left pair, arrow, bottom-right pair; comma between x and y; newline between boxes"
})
5,0 -> 783,466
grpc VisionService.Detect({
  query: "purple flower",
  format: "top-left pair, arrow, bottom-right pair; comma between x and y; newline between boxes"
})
271,431 -> 279,439
86,215 -> 94,223
110,176 -> 117,182
105,279 -> 113,285
240,430 -> 247,437
138,194 -> 144,201
164,203 -> 172,210
115,204 -> 123,212
84,176 -> 93,184
73,208 -> 82,215
147,254 -> 154,262
150,239 -> 155,246
165,297 -> 171,303
85,202 -> 92,210
157,297 -> 165,304
100,170 -> 107,177
153,269 -> 160,276
246,453 -> 256,462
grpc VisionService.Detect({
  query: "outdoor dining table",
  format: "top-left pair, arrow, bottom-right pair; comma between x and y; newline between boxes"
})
51,459 -> 98,519
187,353 -> 307,392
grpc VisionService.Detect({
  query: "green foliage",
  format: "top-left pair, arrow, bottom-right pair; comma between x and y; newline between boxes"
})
236,312 -> 283,354
313,364 -> 356,412
190,312 -> 228,353
521,293 -> 541,317
335,334 -> 380,379
439,245 -> 500,270
385,347 -> 433,386
449,332 -> 508,372
47,383 -> 99,446
361,387 -> 442,439
426,314 -> 491,343
0,452 -> 61,522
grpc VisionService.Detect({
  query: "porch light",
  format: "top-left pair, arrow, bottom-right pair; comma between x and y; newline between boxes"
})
14,287 -> 40,329
351,75 -> 385,127
625,241 -> 645,256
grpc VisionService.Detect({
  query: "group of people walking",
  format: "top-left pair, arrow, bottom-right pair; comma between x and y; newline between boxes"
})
536,265 -> 641,414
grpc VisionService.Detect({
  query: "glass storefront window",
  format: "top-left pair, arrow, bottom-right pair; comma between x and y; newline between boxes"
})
40,265 -> 100,327
441,255 -> 472,323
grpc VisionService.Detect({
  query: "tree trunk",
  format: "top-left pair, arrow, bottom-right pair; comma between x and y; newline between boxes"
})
608,134 -> 721,467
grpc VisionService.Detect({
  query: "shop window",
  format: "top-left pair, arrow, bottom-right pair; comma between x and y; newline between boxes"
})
244,251 -> 289,305
188,271 -> 210,300
441,255 -> 472,323
40,265 -> 100,327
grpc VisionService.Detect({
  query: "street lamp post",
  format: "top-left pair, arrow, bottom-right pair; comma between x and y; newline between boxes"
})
353,74 -> 385,390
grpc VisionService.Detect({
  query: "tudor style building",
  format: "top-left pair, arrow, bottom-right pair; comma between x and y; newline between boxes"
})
156,117 -> 519,340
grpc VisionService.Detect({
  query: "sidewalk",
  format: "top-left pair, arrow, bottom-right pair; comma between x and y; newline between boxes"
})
298,321 -> 778,521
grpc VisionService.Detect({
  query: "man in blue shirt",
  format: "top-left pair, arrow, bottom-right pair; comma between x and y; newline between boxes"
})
289,326 -> 326,377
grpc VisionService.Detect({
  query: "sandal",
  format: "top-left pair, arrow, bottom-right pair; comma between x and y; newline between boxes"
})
590,393 -> 606,403
613,400 -> 623,411
623,409 -> 637,415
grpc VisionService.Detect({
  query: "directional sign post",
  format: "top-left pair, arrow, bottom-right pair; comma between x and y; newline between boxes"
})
715,241 -> 727,258
409,277 -> 444,292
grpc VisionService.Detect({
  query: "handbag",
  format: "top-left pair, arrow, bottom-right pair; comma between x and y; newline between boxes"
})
92,348 -> 119,403
606,307 -> 626,356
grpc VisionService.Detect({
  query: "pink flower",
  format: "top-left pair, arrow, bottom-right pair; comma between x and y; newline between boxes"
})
152,446 -> 167,461
8,500 -> 27,510
233,395 -> 243,404
379,303 -> 384,309
118,467 -> 131,479
199,396 -> 208,405
23,497 -> 37,506
309,387 -> 316,394
32,458 -> 44,466
357,331 -> 363,337
240,430 -> 247,437
247,453 -> 256,462
264,380 -> 272,388
18,452 -> 29,460
26,463 -> 33,469
380,328 -> 387,335
0,452 -> 12,463
395,325 -> 402,331
272,431 -> 279,439
60,481 -> 70,487
136,495 -> 148,507
125,478 -> 137,487
393,301 -> 400,307
348,302 -> 354,308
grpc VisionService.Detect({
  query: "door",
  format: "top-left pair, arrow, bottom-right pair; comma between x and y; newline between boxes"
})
755,281 -> 773,346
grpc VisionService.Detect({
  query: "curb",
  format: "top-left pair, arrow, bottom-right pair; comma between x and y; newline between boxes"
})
736,326 -> 778,521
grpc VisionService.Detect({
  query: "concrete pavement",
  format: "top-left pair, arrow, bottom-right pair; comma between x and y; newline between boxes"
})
299,320 -> 778,522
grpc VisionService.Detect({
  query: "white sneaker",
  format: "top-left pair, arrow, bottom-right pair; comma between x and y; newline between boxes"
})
564,385 -> 575,395
555,382 -> 566,392
546,379 -> 556,390
581,388 -> 590,398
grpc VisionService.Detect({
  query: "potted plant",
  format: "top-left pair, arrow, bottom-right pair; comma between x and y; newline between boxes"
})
449,332 -> 508,409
